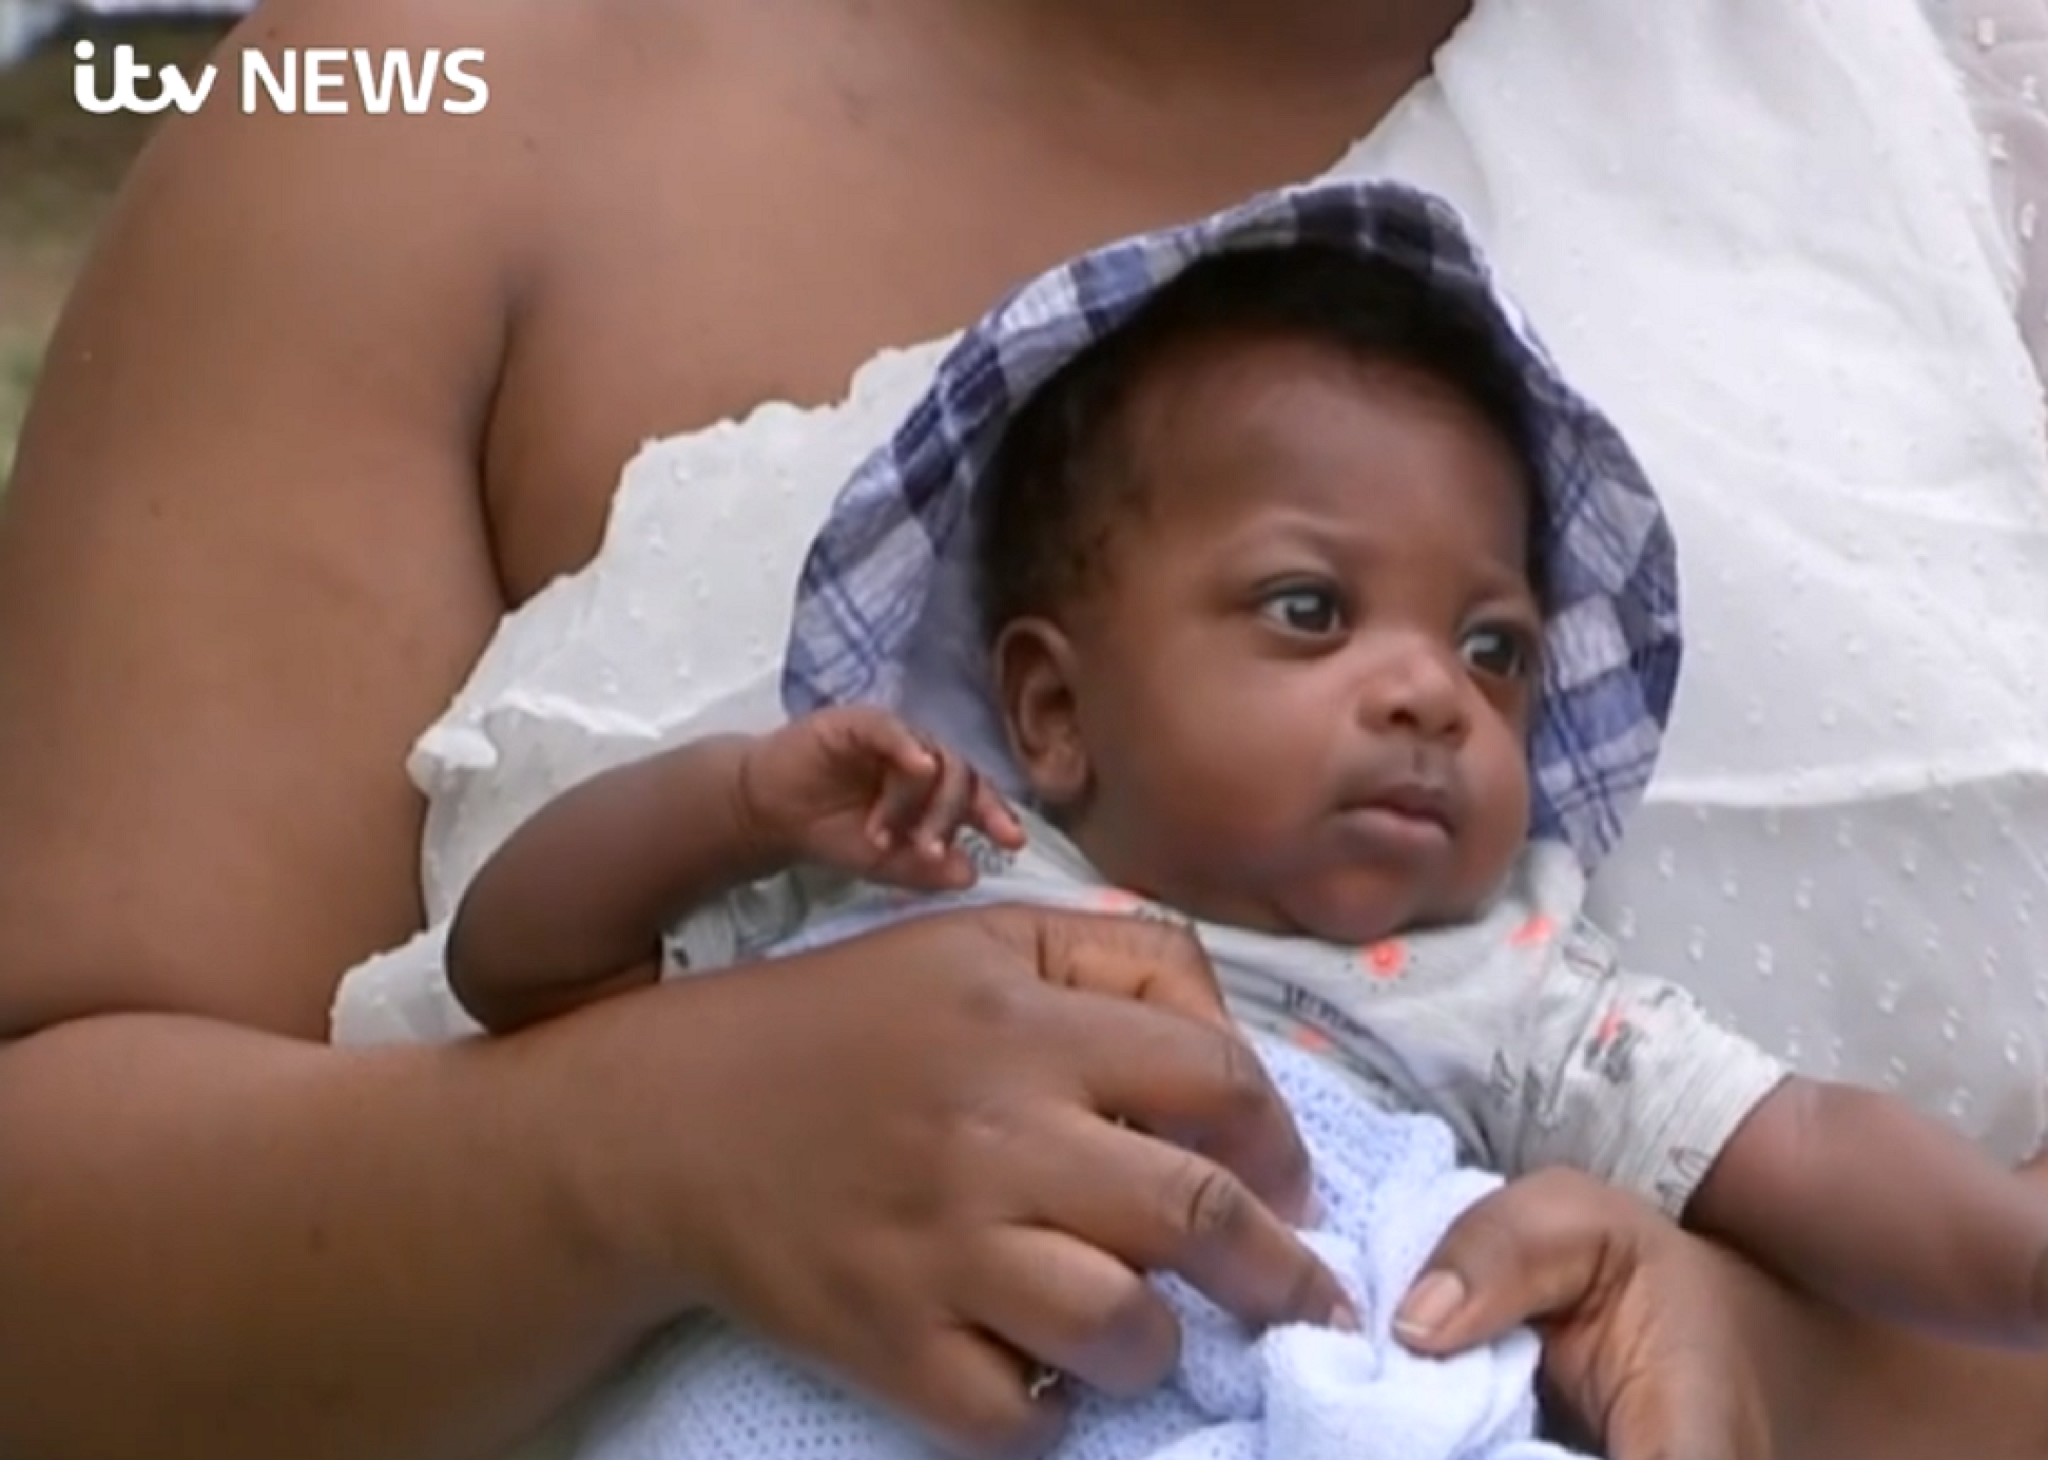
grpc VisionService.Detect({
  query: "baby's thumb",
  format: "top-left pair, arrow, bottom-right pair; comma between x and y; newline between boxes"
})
827,706 -> 931,773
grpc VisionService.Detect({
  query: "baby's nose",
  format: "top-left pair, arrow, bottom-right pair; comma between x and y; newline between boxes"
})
1355,638 -> 1470,742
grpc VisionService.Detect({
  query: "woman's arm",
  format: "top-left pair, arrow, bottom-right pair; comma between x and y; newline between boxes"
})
0,1016 -> 680,1460
0,1 -> 687,1454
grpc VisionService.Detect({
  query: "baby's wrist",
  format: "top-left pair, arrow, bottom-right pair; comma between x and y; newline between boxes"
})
726,732 -> 802,867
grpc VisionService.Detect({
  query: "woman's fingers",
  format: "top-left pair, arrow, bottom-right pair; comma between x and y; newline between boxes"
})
1014,1104 -> 1356,1334
964,909 -> 1345,1328
888,1324 -> 1075,1460
1393,1165 -> 1767,1460
1042,976 -> 1313,1224
1394,1166 -> 1641,1354
969,1228 -> 1182,1398
664,905 -> 1361,1455
1037,912 -> 1239,1038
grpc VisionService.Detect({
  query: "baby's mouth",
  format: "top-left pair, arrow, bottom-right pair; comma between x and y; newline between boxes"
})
1330,784 -> 1457,855
1350,781 -> 1454,832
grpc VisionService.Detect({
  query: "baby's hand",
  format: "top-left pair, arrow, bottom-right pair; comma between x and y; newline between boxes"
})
740,706 -> 1026,890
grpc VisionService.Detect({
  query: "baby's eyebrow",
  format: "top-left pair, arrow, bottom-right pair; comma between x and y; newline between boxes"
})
1465,554 -> 1542,604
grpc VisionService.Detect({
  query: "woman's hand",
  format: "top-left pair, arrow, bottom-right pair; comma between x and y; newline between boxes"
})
1392,1168 -> 1771,1460
563,903 -> 1351,1460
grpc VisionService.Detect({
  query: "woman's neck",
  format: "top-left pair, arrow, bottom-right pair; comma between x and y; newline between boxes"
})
912,0 -> 1466,197
994,0 -> 1471,106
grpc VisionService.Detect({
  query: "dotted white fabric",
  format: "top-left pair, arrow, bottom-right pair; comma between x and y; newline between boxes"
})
324,6 -> 2048,1457
1931,0 -> 2048,382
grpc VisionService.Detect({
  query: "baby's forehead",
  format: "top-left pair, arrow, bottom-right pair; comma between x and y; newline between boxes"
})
1106,332 -> 1540,560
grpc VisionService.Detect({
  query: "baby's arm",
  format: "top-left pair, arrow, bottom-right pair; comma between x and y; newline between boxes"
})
1687,1077 -> 2048,1345
1479,922 -> 2048,1346
446,734 -> 785,1033
447,706 -> 1021,1035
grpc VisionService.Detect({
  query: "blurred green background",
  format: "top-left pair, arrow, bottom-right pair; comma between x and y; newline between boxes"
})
0,19 -> 227,481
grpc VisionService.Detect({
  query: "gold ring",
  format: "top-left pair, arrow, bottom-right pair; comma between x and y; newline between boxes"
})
1025,1365 -> 1064,1402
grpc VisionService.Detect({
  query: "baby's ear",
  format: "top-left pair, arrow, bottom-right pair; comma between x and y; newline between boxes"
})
991,617 -> 1090,808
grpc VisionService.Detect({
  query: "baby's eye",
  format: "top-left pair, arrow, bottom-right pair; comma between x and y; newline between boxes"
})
1460,623 -> 1536,679
1258,585 -> 1343,636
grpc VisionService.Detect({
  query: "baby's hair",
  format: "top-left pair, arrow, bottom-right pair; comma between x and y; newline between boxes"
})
975,244 -> 1538,641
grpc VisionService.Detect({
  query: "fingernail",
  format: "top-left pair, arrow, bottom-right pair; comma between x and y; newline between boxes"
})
1393,1271 -> 1465,1338
1329,1297 -> 1362,1332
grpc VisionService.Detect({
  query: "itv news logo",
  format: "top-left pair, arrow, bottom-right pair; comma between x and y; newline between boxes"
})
72,41 -> 489,116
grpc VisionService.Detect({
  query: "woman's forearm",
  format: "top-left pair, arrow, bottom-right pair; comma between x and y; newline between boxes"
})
0,1011 -> 673,1460
1712,1234 -> 2048,1459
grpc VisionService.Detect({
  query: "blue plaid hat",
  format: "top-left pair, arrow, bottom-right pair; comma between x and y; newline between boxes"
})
781,179 -> 1680,872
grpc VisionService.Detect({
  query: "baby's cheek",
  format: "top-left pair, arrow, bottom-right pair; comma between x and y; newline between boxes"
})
1111,671 -> 1334,840
1466,730 -> 1535,866
1128,748 -> 1299,869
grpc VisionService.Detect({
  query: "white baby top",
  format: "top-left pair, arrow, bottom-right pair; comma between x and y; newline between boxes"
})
325,5 -> 2048,1453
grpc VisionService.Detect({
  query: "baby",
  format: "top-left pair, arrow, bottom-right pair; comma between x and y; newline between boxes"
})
446,183 -> 2048,1460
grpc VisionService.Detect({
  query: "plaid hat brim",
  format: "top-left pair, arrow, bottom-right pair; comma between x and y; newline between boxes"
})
779,179 -> 1680,872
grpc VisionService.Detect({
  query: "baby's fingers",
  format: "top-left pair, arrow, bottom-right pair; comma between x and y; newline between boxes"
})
902,750 -> 985,859
866,844 -> 982,893
1041,915 -> 1237,1038
867,755 -> 942,851
970,778 -> 1028,850
813,708 -> 938,851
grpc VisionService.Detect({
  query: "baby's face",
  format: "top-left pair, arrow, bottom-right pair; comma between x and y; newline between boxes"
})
1002,334 -> 1540,946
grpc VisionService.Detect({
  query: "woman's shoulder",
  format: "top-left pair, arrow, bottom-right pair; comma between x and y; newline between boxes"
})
0,0 -> 632,1039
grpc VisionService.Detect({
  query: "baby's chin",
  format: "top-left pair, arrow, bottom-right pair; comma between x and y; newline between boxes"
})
1272,870 -> 1484,950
